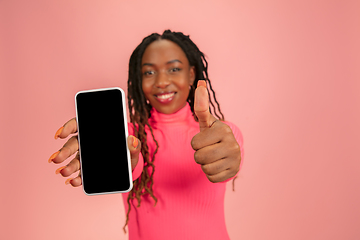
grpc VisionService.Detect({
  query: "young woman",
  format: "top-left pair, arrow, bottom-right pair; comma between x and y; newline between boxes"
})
49,30 -> 244,240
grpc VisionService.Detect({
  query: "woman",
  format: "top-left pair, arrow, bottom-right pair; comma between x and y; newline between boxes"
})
49,30 -> 244,240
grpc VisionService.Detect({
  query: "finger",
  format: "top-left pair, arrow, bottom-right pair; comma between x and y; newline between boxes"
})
65,172 -> 82,187
49,135 -> 79,163
191,121 -> 231,150
54,118 -> 77,139
194,80 -> 218,131
55,153 -> 81,177
194,142 -> 230,165
127,135 -> 141,170
205,169 -> 235,183
200,158 -> 230,176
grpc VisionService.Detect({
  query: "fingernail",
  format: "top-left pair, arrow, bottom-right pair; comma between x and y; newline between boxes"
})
133,136 -> 138,149
54,126 -> 64,139
55,166 -> 66,174
65,178 -> 72,185
48,151 -> 60,163
197,80 -> 206,88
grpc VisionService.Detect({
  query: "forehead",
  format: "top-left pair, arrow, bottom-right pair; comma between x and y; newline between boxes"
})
141,39 -> 188,64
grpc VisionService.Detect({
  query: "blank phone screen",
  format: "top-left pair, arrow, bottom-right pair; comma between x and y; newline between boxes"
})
76,88 -> 132,195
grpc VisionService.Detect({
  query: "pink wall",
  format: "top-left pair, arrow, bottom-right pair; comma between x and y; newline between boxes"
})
1,0 -> 359,239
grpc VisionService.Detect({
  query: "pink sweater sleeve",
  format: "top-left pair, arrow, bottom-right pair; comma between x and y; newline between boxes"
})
127,123 -> 144,181
132,153 -> 144,180
222,121 -> 244,182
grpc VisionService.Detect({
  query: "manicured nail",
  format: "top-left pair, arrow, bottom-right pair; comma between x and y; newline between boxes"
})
133,136 -> 138,149
48,151 -> 60,163
54,126 -> 64,139
65,178 -> 73,185
55,166 -> 66,174
197,80 -> 206,88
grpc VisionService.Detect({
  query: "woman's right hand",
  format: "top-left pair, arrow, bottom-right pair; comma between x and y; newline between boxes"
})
48,118 -> 142,187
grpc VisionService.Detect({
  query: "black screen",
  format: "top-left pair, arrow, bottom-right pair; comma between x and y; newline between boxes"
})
76,88 -> 131,195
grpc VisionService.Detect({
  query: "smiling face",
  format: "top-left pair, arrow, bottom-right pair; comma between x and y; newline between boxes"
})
141,39 -> 195,114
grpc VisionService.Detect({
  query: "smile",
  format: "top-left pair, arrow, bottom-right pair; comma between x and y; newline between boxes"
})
155,92 -> 176,103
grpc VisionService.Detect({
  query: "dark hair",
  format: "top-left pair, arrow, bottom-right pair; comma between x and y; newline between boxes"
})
124,30 -> 225,232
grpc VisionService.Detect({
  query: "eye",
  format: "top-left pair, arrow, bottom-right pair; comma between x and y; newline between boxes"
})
169,68 -> 181,73
143,70 -> 155,76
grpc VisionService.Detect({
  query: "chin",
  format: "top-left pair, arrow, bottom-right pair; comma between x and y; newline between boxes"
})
154,104 -> 182,114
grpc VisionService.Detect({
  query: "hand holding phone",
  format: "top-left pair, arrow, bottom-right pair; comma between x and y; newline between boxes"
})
50,120 -> 142,189
75,87 -> 133,195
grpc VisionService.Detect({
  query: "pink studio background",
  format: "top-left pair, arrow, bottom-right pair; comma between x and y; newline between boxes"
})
1,0 -> 359,239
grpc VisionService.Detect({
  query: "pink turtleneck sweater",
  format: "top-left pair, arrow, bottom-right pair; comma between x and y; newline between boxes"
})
122,103 -> 244,240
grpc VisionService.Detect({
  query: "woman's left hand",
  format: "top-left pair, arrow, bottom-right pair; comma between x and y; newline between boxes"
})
191,81 -> 241,183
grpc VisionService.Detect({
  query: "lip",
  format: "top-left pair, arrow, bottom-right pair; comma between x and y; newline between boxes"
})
154,92 -> 176,104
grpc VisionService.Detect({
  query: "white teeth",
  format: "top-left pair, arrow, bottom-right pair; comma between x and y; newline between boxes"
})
157,93 -> 174,99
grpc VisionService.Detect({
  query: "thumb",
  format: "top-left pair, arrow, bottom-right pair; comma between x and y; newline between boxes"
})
194,80 -> 217,131
127,135 -> 141,170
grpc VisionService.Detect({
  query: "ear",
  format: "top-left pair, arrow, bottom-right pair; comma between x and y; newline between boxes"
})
189,66 -> 195,85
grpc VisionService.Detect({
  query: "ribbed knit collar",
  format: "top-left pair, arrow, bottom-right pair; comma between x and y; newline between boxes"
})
149,103 -> 194,124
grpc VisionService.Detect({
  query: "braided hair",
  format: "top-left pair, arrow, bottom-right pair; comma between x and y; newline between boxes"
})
124,30 -> 225,232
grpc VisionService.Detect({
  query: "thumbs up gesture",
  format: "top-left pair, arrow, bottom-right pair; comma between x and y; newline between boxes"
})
191,80 -> 241,183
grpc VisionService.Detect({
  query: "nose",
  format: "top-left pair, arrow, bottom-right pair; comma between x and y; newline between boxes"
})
154,71 -> 170,89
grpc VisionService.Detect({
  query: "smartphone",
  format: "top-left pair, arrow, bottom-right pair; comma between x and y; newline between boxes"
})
75,87 -> 133,195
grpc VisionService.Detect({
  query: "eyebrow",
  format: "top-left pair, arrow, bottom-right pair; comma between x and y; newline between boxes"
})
142,59 -> 182,67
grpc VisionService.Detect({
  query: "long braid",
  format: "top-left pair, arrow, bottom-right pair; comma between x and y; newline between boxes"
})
124,30 -> 227,232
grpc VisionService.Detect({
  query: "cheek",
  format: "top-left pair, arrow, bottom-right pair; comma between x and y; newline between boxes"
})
142,80 -> 152,95
178,76 -> 192,91
174,72 -> 188,85
177,82 -> 191,99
